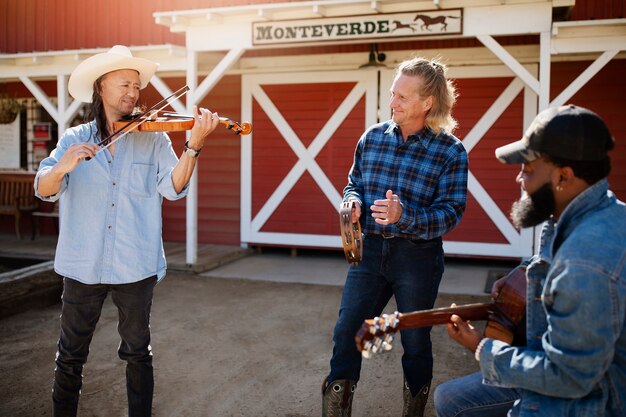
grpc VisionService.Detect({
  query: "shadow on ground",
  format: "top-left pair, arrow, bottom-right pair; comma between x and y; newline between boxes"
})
0,271 -> 486,417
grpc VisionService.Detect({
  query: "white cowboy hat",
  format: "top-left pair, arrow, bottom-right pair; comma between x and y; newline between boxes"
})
68,45 -> 158,103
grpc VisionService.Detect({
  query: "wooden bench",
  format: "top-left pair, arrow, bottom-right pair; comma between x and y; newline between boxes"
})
0,173 -> 39,240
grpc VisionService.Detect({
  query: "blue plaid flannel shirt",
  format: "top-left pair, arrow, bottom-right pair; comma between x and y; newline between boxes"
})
344,120 -> 468,240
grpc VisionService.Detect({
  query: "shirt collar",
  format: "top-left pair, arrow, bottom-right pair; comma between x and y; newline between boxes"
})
548,178 -> 610,256
556,179 -> 609,233
386,121 -> 435,147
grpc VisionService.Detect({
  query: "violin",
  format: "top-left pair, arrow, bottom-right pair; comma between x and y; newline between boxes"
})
94,86 -> 251,156
112,111 -> 252,135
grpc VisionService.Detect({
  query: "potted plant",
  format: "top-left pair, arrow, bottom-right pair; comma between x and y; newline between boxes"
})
0,94 -> 22,124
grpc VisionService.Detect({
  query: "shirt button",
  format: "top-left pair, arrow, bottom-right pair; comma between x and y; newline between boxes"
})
113,182 -> 116,186
111,203 -> 115,207
108,225 -> 112,229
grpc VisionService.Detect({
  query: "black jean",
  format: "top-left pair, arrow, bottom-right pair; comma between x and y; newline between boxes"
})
52,276 -> 157,417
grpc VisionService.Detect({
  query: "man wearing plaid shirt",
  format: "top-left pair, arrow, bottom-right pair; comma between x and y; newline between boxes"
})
323,57 -> 468,417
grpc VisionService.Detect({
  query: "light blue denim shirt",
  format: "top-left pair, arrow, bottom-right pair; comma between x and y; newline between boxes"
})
478,179 -> 626,416
34,121 -> 188,284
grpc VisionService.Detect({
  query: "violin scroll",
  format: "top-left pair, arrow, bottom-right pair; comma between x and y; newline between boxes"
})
217,117 -> 252,135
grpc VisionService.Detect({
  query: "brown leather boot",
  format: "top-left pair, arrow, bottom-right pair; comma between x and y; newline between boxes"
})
321,378 -> 356,417
402,379 -> 431,417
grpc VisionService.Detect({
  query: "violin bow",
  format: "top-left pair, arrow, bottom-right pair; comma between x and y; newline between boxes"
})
93,85 -> 190,156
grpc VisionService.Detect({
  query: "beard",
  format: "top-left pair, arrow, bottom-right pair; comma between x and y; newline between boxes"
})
510,182 -> 555,229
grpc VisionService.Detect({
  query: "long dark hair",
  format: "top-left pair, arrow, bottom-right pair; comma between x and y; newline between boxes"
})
84,76 -> 110,145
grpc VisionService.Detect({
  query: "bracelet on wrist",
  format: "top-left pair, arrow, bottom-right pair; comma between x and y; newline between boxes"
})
184,141 -> 202,158
474,338 -> 488,361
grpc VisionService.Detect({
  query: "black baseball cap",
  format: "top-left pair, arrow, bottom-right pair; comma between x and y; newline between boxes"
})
495,104 -> 614,164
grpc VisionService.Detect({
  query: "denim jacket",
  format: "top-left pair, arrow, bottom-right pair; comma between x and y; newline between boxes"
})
478,179 -> 626,416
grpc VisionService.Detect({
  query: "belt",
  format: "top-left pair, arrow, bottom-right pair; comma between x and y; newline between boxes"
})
369,233 -> 443,246
366,232 -> 397,239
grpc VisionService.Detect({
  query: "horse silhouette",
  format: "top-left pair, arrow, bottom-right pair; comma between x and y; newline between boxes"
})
413,14 -> 459,32
392,20 -> 416,33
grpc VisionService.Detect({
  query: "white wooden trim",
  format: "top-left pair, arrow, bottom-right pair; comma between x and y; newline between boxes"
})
523,66 -> 539,132
249,81 -> 366,231
240,74 -> 254,245
0,45 -> 187,81
241,70 -> 377,245
462,77 -> 524,153
467,172 -> 521,249
57,75 -> 84,142
446,65 -> 518,79
243,70 -> 377,86
150,76 -> 186,114
185,50 -> 199,265
379,69 -> 393,121
183,48 -> 249,261
476,35 -> 540,95
241,66 -> 539,257
63,99 -> 84,129
551,18 -> 626,54
19,75 -> 59,121
463,2 -> 552,37
550,50 -> 619,108
19,74 -> 84,142
192,48 -> 246,104
523,67 -> 540,255
444,241 -> 531,258
56,75 -> 68,138
539,31 -> 551,111
245,232 -> 341,248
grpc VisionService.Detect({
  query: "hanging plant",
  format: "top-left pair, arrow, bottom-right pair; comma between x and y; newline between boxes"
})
0,94 -> 22,124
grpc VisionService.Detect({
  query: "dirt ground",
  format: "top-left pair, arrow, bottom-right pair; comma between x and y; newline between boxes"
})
0,272 -> 486,417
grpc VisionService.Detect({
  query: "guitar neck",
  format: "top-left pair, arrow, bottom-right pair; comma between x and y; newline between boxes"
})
357,301 -> 496,354
357,266 -> 527,355
397,302 -> 493,330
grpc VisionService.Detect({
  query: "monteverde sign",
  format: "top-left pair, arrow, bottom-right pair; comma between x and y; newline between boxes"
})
252,10 -> 462,45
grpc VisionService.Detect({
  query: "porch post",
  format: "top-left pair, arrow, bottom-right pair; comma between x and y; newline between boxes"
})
185,50 -> 199,266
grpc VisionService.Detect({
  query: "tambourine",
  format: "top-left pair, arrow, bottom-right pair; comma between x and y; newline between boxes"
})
339,201 -> 363,266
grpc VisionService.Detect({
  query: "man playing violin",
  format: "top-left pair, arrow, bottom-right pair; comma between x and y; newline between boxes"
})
323,57 -> 468,417
34,45 -> 219,417
439,105 -> 626,417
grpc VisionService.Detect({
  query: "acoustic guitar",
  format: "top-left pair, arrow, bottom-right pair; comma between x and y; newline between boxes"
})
355,265 -> 527,358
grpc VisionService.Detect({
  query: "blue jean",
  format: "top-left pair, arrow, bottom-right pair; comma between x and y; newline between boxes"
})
52,276 -> 156,417
434,371 -> 519,417
328,234 -> 444,395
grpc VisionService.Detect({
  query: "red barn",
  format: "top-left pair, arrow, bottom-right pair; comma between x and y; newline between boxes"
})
1,0 -> 624,263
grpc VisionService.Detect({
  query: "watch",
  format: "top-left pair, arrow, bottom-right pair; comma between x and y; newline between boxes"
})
184,141 -> 202,158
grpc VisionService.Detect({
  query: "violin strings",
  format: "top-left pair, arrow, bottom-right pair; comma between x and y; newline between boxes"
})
160,112 -> 249,135
161,112 -> 241,126
160,112 -> 194,120
93,86 -> 190,154
96,86 -> 189,149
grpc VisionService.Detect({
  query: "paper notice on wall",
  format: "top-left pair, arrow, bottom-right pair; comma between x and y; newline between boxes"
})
0,114 -> 20,169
